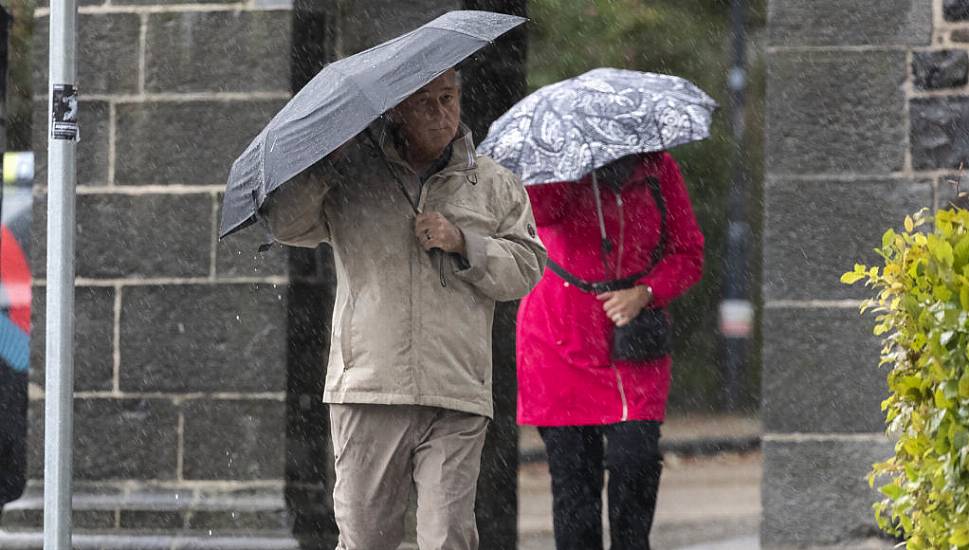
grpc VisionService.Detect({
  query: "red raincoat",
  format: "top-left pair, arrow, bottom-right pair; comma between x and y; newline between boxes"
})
516,152 -> 704,426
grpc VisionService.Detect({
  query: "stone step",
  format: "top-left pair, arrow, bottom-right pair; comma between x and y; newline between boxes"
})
0,531 -> 300,550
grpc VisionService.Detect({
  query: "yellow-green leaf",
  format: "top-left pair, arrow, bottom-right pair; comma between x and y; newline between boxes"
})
841,271 -> 867,284
956,235 -> 969,267
880,482 -> 903,500
883,228 -> 896,250
934,284 -> 953,302
935,388 -> 953,409
905,215 -> 915,232
950,527 -> 969,547
905,463 -> 919,482
938,241 -> 956,266
959,372 -> 969,399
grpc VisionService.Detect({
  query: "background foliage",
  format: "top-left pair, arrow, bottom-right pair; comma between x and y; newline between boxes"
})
4,0 -> 34,151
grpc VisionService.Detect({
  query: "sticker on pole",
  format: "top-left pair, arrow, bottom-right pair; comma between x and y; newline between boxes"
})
51,84 -> 79,141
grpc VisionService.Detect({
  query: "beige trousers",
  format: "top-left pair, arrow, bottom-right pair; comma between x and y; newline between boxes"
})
329,403 -> 489,550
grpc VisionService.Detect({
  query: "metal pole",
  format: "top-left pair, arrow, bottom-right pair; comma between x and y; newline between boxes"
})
44,0 -> 78,548
719,0 -> 752,411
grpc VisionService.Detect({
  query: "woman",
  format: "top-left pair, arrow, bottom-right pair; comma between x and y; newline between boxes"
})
517,151 -> 704,550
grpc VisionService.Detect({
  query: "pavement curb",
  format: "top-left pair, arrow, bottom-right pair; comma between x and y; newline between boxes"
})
0,532 -> 301,550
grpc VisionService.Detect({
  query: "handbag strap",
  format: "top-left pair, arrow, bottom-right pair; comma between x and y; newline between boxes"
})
590,172 -> 612,255
548,171 -> 668,294
645,175 -> 667,269
547,260 -> 644,294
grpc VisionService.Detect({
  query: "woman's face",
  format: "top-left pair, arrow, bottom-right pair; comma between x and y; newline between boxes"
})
594,155 -> 639,187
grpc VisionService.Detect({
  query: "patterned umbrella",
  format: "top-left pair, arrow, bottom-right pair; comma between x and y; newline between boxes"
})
477,68 -> 717,185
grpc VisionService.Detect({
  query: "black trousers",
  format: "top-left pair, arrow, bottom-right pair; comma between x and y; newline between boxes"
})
539,421 -> 662,550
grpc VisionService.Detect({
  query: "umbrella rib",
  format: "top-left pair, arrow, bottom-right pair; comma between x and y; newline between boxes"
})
329,64 -> 385,115
424,24 -> 491,42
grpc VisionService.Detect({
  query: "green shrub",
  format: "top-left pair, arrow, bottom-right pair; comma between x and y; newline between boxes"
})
843,207 -> 969,548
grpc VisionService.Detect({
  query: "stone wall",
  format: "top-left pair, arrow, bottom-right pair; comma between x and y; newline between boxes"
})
761,0 -> 966,546
6,0 -> 296,542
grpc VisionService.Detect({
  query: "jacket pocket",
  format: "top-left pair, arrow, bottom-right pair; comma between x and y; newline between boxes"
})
448,287 -> 493,386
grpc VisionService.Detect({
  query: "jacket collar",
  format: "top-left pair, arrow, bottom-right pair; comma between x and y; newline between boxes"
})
374,119 -> 478,178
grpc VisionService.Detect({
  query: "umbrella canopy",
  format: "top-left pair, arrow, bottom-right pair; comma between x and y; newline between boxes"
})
220,10 -> 526,239
477,68 -> 717,185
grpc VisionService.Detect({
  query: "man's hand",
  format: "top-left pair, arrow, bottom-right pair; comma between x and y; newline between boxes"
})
598,286 -> 653,327
415,212 -> 466,255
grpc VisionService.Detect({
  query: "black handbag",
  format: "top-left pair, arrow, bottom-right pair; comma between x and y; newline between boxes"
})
611,307 -> 671,361
547,172 -> 671,362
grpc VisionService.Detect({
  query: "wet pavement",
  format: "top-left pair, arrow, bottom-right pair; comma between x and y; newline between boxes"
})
0,415 -> 763,550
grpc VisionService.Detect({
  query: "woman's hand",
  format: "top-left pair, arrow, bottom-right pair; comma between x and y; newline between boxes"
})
598,286 -> 653,327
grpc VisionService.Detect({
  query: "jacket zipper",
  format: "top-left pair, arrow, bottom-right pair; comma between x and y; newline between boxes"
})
612,190 -> 628,422
439,253 -> 448,287
418,174 -> 449,288
613,363 -> 629,422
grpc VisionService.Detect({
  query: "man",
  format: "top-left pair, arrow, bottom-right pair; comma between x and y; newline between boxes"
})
262,68 -> 546,550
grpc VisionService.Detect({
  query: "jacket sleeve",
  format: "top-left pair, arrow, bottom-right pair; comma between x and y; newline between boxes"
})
637,153 -> 705,308
525,182 -> 578,226
260,169 -> 331,248
454,171 -> 549,302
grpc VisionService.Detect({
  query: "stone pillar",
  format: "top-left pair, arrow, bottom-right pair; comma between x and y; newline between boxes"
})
762,0 -> 938,547
461,2 -> 527,548
285,3 -> 337,548
5,0 -> 297,545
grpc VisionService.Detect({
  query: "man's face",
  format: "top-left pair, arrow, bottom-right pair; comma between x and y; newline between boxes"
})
393,70 -> 461,162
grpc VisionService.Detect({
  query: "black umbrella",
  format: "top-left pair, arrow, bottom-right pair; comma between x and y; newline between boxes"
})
220,10 -> 526,239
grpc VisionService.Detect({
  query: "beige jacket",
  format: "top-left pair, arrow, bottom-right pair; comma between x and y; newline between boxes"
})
263,125 -> 547,418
